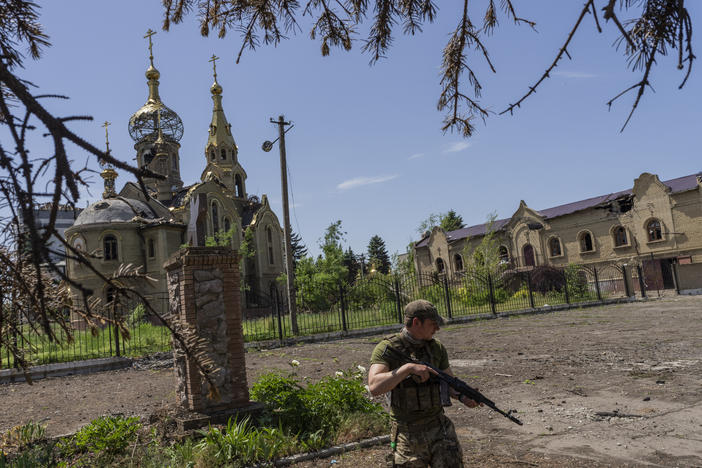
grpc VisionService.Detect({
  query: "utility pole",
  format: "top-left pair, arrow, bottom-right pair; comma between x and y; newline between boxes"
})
263,116 -> 298,335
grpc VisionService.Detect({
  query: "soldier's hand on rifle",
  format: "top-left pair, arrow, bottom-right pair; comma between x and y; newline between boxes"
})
458,394 -> 481,408
407,363 -> 436,383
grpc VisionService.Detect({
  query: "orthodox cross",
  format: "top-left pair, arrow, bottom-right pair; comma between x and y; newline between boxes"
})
102,121 -> 111,154
145,29 -> 157,66
100,121 -> 112,168
209,54 -> 220,81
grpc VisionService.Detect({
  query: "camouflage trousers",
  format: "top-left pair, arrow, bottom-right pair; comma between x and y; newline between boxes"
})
387,414 -> 464,468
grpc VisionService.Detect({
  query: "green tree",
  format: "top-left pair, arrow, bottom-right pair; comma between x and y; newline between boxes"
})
293,221 -> 349,312
392,242 -> 416,276
367,235 -> 391,274
343,247 -> 360,282
462,212 -> 505,280
440,210 -> 465,232
290,231 -> 308,268
418,210 -> 465,235
164,1 -> 695,136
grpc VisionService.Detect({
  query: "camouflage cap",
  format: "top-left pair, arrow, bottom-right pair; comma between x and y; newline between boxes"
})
404,299 -> 445,326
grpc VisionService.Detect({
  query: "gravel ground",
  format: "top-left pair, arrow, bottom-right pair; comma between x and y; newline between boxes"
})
1,295 -> 701,467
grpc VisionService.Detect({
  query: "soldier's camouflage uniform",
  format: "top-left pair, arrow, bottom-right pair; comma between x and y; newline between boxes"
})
370,329 -> 464,468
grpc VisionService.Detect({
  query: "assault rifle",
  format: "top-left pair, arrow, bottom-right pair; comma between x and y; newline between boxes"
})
382,345 -> 523,426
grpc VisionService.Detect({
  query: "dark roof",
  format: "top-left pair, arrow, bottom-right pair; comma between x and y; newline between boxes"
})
73,197 -> 157,226
416,173 -> 699,248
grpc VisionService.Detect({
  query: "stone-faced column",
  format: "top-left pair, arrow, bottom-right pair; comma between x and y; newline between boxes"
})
164,246 -> 249,413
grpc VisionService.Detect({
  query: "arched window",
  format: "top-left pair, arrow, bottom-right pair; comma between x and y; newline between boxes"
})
498,246 -> 509,263
210,150 -> 216,162
148,238 -> 155,258
523,244 -> 535,267
453,254 -> 464,272
235,174 -> 244,198
266,227 -> 274,265
548,237 -> 562,257
613,226 -> 628,247
647,219 -> 662,241
579,232 -> 594,252
435,258 -> 445,273
103,235 -> 118,260
220,148 -> 227,160
224,217 -> 231,234
211,203 -> 219,234
106,287 -> 116,305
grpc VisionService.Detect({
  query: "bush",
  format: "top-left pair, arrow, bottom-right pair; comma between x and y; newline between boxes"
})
250,369 -> 386,444
63,415 -> 140,456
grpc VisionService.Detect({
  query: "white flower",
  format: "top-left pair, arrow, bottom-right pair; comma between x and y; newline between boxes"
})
357,365 -> 367,374
364,384 -> 371,394
335,371 -> 344,377
290,359 -> 300,367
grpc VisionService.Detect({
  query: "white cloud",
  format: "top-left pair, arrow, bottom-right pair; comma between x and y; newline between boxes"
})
444,141 -> 471,153
337,175 -> 398,191
408,153 -> 424,160
553,71 -> 597,79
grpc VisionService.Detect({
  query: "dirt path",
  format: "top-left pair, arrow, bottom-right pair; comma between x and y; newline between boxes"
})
1,296 -> 701,466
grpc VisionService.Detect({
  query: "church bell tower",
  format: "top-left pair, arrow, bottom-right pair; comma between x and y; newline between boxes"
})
200,54 -> 247,199
127,29 -> 184,202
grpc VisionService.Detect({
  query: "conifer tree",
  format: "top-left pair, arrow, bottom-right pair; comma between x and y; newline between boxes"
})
290,231 -> 308,267
440,210 -> 465,232
367,235 -> 391,274
343,247 -> 359,282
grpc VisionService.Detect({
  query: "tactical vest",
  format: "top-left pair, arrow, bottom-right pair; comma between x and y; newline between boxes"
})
383,333 -> 444,421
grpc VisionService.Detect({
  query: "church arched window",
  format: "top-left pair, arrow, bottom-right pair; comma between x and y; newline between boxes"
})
235,174 -> 244,198
453,254 -> 463,271
267,226 -> 274,265
211,202 -> 220,234
224,217 -> 231,234
210,151 -> 215,162
103,235 -> 118,260
436,258 -> 445,273
220,149 -> 227,160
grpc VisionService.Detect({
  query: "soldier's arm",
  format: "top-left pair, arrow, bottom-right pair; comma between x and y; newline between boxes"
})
368,362 -> 436,397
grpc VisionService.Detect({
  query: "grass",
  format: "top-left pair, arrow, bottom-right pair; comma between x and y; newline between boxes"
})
2,285 -> 619,367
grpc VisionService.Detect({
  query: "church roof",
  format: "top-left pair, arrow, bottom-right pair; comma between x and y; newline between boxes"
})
415,173 -> 700,248
73,197 -> 158,226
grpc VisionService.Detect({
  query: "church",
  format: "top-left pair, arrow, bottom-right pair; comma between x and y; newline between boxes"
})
65,36 -> 285,312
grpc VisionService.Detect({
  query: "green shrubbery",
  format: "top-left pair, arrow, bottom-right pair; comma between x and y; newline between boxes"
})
0,369 -> 387,467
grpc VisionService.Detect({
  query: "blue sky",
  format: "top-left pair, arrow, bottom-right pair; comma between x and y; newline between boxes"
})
24,1 -> 701,258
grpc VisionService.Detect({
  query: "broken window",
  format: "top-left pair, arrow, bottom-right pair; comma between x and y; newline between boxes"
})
549,237 -> 562,257
613,226 -> 628,247
579,232 -> 594,252
647,219 -> 662,241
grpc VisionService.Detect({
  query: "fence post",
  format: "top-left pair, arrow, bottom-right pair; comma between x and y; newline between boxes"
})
562,269 -> 570,304
113,308 -> 121,357
339,281 -> 348,332
593,266 -> 602,302
275,289 -> 284,342
526,271 -> 535,309
394,276 -> 403,324
487,273 -> 497,315
621,265 -> 631,297
672,262 -> 681,295
442,275 -> 453,319
636,265 -> 647,298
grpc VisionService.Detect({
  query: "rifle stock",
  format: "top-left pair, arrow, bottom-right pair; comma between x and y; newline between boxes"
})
382,345 -> 523,426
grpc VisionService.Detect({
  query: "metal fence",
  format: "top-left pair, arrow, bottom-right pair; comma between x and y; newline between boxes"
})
1,262 -> 641,368
1,294 -> 171,369
239,262 -> 635,342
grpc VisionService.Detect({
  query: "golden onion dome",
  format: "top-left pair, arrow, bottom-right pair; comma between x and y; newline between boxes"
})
145,64 -> 160,80
210,80 -> 223,95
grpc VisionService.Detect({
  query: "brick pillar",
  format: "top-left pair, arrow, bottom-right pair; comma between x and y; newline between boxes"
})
164,247 -> 249,413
